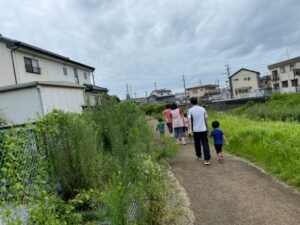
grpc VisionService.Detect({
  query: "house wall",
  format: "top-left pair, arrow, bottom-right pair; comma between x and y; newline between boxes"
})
0,87 -> 42,124
0,42 -> 16,86
231,70 -> 259,98
13,50 -> 92,86
39,86 -> 85,114
270,62 -> 300,93
187,87 -> 216,99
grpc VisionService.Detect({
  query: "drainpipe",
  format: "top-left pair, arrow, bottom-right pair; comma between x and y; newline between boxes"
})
91,71 -> 95,86
10,45 -> 20,85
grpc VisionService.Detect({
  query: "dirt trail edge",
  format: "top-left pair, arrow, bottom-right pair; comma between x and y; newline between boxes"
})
169,143 -> 300,225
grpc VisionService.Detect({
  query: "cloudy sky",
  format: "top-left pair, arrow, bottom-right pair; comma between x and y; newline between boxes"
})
1,0 -> 300,98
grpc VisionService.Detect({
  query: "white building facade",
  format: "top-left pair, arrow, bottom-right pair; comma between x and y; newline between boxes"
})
0,35 -> 107,125
268,56 -> 300,93
229,68 -> 260,98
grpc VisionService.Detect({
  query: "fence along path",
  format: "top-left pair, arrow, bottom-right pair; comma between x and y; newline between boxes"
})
168,142 -> 300,225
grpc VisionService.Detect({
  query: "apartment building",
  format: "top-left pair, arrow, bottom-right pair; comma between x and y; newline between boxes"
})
268,56 -> 300,93
229,68 -> 260,98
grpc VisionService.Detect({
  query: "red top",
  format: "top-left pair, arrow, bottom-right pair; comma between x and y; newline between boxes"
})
163,108 -> 172,123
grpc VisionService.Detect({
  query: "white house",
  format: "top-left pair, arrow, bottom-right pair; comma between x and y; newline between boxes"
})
186,84 -> 219,101
268,56 -> 300,93
0,35 -> 107,125
229,68 -> 260,98
147,89 -> 175,104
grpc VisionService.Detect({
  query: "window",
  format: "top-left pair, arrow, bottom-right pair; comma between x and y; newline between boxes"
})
282,80 -> 288,88
280,66 -> 286,74
74,68 -> 79,84
24,57 -> 41,74
63,67 -> 67,76
248,77 -> 251,81
289,64 -> 294,72
234,78 -> 239,81
192,90 -> 198,94
84,72 -> 88,80
291,79 -> 298,87
244,77 -> 247,81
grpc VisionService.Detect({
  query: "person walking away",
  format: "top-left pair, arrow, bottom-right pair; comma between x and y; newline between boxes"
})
163,104 -> 173,137
170,103 -> 186,145
156,118 -> 165,137
188,97 -> 211,165
183,113 -> 192,143
210,120 -> 228,163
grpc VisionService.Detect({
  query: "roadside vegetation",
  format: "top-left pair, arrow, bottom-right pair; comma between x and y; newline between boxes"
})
209,111 -> 300,189
231,93 -> 300,122
0,101 -> 178,224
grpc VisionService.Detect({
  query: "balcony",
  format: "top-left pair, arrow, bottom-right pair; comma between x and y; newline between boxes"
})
271,75 -> 280,81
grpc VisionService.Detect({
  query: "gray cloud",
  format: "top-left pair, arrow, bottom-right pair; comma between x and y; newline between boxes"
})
1,0 -> 300,98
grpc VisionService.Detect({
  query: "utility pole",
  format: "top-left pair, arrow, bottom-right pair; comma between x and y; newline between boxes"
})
154,82 -> 157,90
129,85 -> 133,99
199,79 -> 202,85
145,91 -> 148,97
225,63 -> 233,99
134,92 -> 137,98
126,83 -> 130,100
182,74 -> 186,101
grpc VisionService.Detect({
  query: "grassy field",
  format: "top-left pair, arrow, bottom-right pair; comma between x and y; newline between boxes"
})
208,112 -> 300,189
231,93 -> 300,122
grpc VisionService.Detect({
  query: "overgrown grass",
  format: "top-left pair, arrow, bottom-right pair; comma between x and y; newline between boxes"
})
209,112 -> 300,189
231,93 -> 300,122
0,101 -> 179,224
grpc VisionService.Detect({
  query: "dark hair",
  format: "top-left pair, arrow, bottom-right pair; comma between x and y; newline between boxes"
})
184,113 -> 187,117
212,120 -> 220,129
158,118 -> 163,122
170,102 -> 178,110
166,104 -> 170,109
190,97 -> 198,105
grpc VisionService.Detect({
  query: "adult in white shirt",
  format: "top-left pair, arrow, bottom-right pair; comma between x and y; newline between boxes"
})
170,103 -> 186,145
188,97 -> 211,165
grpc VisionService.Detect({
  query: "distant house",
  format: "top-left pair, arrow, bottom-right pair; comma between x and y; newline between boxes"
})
0,35 -> 107,124
186,84 -> 219,102
259,75 -> 272,90
229,68 -> 260,98
268,56 -> 300,93
132,97 -> 148,104
147,89 -> 174,104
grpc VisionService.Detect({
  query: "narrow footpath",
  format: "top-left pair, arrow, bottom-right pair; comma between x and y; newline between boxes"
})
168,142 -> 300,225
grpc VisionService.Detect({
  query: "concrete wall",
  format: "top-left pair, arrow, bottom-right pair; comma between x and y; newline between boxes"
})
0,42 -> 16,86
0,87 -> 42,124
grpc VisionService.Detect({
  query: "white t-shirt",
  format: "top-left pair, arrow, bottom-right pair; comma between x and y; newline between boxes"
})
188,105 -> 208,132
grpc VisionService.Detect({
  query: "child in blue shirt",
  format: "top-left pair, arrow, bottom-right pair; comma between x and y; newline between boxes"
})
210,120 -> 228,163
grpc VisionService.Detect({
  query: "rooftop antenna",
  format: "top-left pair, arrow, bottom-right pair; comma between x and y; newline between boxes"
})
286,48 -> 290,59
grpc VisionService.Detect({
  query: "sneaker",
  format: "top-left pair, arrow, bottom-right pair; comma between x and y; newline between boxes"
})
197,156 -> 202,160
204,161 -> 210,165
218,159 -> 223,163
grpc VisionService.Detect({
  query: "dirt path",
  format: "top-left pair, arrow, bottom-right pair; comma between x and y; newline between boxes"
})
169,142 -> 300,225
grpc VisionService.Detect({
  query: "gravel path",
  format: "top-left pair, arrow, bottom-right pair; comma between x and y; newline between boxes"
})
169,143 -> 300,225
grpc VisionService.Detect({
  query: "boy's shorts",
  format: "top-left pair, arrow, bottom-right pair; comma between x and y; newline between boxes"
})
214,144 -> 223,153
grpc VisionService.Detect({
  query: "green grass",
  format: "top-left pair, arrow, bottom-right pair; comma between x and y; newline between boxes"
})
209,112 -> 300,189
231,93 -> 300,122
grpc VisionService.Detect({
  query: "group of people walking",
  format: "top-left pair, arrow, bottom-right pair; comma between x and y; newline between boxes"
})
157,97 -> 227,165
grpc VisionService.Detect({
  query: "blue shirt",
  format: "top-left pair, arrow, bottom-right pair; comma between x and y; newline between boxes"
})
211,129 -> 224,145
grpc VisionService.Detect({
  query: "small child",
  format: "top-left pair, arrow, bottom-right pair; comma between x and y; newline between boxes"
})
156,118 -> 165,137
210,120 -> 228,163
